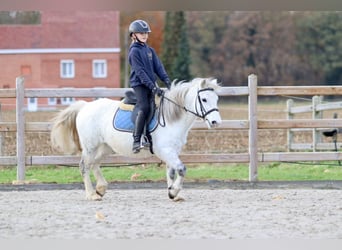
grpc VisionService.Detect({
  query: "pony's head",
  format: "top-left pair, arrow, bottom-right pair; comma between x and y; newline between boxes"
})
190,78 -> 222,128
162,78 -> 222,128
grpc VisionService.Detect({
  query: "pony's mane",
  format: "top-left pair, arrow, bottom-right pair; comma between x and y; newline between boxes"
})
159,78 -> 220,123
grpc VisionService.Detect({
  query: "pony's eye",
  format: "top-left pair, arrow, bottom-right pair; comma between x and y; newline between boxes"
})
202,98 -> 207,103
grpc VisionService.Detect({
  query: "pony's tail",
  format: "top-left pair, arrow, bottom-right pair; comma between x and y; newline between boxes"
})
50,100 -> 87,154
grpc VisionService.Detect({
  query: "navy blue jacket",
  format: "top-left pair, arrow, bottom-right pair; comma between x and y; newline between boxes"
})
128,42 -> 170,90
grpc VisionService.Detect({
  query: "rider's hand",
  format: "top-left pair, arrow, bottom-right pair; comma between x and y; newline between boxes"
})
152,87 -> 164,97
164,79 -> 171,90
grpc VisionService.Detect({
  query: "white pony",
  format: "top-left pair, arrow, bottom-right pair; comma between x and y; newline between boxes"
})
50,78 -> 222,201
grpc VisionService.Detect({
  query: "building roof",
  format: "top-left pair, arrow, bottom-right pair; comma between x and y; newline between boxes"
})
0,11 -> 120,50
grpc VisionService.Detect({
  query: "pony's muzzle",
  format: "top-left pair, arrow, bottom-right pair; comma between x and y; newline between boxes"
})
210,120 -> 220,128
211,120 -> 219,127
206,118 -> 222,128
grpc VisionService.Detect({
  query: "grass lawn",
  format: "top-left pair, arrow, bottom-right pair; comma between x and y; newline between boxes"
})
0,162 -> 341,184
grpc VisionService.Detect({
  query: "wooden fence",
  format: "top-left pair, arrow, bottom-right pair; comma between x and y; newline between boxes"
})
2,74 -> 342,183
287,96 -> 342,151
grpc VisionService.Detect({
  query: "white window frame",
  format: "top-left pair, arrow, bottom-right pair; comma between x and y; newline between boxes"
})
48,97 -> 57,105
27,97 -> 38,112
92,59 -> 107,78
60,60 -> 75,78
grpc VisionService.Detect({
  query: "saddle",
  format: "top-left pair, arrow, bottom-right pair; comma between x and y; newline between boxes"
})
112,90 -> 157,154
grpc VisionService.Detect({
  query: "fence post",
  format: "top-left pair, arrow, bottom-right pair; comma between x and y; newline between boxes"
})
312,95 -> 323,152
248,74 -> 258,182
16,76 -> 26,182
286,99 -> 294,152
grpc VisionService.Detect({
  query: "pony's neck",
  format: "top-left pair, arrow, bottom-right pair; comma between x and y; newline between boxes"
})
159,80 -> 209,131
169,85 -> 198,127
183,87 -> 199,123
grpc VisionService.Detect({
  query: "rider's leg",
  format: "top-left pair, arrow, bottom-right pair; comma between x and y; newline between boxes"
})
132,110 -> 146,153
132,85 -> 152,153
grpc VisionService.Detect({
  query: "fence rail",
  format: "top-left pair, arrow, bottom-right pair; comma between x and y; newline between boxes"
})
2,75 -> 342,182
287,96 -> 342,151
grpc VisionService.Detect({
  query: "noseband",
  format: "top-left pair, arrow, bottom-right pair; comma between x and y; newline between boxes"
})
158,87 -> 219,127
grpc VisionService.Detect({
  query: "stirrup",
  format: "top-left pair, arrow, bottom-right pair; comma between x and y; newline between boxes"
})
141,135 -> 151,149
132,141 -> 141,154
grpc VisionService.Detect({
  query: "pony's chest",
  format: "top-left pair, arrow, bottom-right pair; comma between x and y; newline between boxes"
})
156,125 -> 190,146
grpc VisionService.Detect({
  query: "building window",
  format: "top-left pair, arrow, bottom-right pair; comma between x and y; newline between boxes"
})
61,97 -> 75,105
60,88 -> 75,105
27,97 -> 37,112
92,59 -> 107,78
60,60 -> 75,78
48,97 -> 57,105
0,11 -> 41,25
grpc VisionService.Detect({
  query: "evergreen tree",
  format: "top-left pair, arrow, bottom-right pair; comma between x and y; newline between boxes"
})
161,11 -> 191,82
161,12 -> 175,76
171,12 -> 192,81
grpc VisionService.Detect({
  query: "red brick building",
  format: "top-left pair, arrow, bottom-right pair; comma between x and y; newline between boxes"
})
0,11 -> 121,110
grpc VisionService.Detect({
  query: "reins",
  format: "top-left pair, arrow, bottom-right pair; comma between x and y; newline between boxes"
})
157,87 -> 219,127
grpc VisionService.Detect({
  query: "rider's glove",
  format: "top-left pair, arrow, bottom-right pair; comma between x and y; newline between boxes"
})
152,87 -> 164,97
164,79 -> 171,90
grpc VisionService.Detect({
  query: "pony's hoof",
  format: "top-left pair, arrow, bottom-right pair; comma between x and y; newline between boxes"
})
86,193 -> 103,201
173,196 -> 185,202
168,188 -> 180,200
96,185 -> 107,197
168,191 -> 176,200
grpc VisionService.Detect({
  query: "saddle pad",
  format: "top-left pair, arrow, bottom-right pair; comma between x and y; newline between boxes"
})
113,108 -> 158,133
118,101 -> 134,111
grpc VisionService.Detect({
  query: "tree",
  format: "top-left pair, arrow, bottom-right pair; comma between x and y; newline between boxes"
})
187,11 -> 229,80
170,12 -> 191,81
188,11 -> 319,86
161,12 -> 176,78
297,12 -> 342,84
161,11 -> 191,81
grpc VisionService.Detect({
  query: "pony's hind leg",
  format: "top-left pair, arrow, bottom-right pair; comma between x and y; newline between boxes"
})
79,156 -> 103,201
92,163 -> 108,197
92,144 -> 111,197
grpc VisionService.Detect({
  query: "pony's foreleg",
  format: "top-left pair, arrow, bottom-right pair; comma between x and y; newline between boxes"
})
166,165 -> 176,191
79,158 -> 102,201
92,164 -> 108,197
168,163 -> 186,200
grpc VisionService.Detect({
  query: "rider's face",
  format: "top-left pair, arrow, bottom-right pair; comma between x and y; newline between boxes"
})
134,32 -> 148,43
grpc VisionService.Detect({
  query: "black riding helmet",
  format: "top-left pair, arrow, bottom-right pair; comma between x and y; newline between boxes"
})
129,20 -> 151,37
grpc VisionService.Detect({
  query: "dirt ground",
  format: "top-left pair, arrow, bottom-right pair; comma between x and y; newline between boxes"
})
1,185 -> 342,239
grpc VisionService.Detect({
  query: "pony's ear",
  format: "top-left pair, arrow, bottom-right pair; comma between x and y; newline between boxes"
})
200,79 -> 206,89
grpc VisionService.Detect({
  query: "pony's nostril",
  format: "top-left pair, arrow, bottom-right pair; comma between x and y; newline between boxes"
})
211,120 -> 220,127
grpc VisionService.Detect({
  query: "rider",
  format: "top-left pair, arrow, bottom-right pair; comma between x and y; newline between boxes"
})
128,19 -> 171,153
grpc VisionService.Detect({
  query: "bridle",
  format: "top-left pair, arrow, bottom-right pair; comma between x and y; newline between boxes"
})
157,88 -> 219,127
195,88 -> 220,119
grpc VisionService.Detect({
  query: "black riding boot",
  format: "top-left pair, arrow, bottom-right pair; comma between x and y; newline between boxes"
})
132,111 -> 146,153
